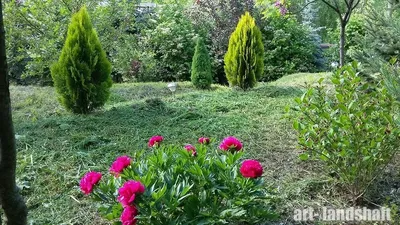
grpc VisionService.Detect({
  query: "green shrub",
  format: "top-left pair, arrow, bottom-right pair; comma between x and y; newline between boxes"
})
261,13 -> 320,81
290,63 -> 400,202
51,6 -> 112,114
224,12 -> 264,90
139,4 -> 196,82
79,136 -> 278,224
191,38 -> 212,89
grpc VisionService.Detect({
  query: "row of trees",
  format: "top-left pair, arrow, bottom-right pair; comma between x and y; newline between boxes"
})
6,0 -> 399,86
4,0 -> 324,85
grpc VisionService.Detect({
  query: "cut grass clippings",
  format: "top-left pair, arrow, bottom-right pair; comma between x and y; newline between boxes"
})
11,72 -> 397,225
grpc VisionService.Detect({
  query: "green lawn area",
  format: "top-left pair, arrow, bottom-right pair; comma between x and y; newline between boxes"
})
11,73 -> 330,224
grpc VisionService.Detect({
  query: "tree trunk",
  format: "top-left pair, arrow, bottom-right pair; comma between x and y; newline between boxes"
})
0,0 -> 28,224
339,22 -> 346,67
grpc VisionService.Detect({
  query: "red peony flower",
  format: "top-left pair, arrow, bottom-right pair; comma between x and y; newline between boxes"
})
80,171 -> 102,195
110,156 -> 132,176
118,180 -> 145,207
219,136 -> 243,152
198,137 -> 210,145
240,160 -> 263,178
184,144 -> 197,156
148,135 -> 164,147
120,205 -> 138,225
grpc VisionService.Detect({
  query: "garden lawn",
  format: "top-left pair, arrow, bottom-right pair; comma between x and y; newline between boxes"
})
10,73 -> 328,224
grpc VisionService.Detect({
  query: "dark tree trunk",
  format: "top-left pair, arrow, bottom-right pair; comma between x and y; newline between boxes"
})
339,22 -> 346,67
0,0 -> 28,224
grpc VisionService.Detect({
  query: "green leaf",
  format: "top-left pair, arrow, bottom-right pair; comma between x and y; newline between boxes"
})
293,120 -> 299,130
299,153 -> 309,161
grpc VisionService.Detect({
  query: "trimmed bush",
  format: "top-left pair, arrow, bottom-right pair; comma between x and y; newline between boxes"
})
224,12 -> 264,90
191,38 -> 212,89
51,6 -> 112,114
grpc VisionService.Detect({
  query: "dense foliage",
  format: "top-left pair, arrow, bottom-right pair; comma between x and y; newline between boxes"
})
189,0 -> 257,85
80,136 -> 278,224
352,4 -> 400,73
4,0 -> 139,84
6,0 -> 358,85
224,12 -> 264,90
261,11 -> 320,81
191,38 -> 212,89
51,7 -> 112,114
290,63 -> 400,202
138,3 -> 196,82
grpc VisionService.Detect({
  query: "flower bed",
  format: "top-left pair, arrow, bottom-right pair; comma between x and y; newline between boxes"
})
79,136 -> 278,225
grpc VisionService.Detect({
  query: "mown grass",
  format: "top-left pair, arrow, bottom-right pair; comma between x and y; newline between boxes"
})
9,72 -> 388,225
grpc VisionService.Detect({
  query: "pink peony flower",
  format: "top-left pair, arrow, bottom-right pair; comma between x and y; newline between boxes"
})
240,160 -> 263,178
219,136 -> 243,152
120,205 -> 138,225
184,144 -> 197,156
148,135 -> 164,147
80,171 -> 102,195
198,137 -> 210,145
118,180 -> 145,207
110,156 -> 132,176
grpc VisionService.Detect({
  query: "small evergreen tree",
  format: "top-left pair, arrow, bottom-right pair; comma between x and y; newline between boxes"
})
224,12 -> 264,90
191,38 -> 212,89
51,6 -> 112,114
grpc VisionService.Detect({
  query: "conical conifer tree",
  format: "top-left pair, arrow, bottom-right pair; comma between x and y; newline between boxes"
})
191,38 -> 212,89
51,6 -> 112,114
224,12 -> 264,90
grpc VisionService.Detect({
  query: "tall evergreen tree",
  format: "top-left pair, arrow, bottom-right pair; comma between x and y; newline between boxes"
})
51,6 -> 112,114
191,38 -> 212,89
224,12 -> 264,90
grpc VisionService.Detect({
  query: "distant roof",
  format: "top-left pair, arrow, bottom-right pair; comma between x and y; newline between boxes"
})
320,43 -> 335,49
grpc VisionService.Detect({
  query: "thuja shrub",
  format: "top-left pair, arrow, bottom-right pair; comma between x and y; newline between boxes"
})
79,136 -> 278,225
290,63 -> 400,202
51,6 -> 112,114
191,38 -> 212,89
224,12 -> 264,90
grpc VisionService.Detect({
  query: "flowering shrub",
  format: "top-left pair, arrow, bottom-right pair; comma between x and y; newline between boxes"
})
79,136 -> 278,225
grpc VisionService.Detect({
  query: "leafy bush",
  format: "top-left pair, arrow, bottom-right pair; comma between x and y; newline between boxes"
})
191,38 -> 212,89
51,6 -> 112,114
290,63 -> 400,202
261,12 -> 319,82
224,12 -> 264,90
139,4 -> 197,82
79,136 -> 278,224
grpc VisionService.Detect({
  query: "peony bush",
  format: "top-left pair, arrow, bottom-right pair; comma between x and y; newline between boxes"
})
79,136 -> 278,225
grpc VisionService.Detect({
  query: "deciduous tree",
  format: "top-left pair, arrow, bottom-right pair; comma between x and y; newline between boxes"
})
0,0 -> 28,223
